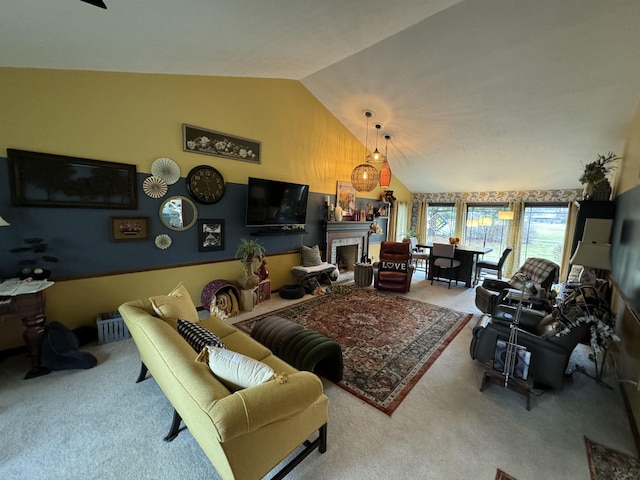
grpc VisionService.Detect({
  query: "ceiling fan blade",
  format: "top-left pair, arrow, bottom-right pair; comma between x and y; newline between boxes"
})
81,0 -> 107,8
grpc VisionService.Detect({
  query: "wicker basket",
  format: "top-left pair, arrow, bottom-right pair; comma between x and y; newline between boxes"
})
96,311 -> 131,344
353,263 -> 374,287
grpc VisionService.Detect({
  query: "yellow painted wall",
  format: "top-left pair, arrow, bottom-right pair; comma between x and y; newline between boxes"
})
0,68 -> 412,347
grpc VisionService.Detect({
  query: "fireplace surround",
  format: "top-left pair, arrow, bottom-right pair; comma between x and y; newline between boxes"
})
323,222 -> 371,271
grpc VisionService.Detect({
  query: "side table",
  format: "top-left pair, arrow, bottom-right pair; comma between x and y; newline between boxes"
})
0,290 -> 51,379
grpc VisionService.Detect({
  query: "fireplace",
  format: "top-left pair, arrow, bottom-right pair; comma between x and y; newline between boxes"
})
323,221 -> 371,274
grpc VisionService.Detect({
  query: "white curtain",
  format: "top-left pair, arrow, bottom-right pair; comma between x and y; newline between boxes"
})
559,201 -> 579,281
504,200 -> 524,277
391,200 -> 407,242
416,200 -> 429,244
454,200 -> 467,245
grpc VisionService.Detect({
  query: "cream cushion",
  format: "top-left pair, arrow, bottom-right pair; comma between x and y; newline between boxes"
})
149,282 -> 199,325
204,346 -> 274,390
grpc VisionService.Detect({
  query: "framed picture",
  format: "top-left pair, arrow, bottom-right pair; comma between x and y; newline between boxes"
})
110,217 -> 149,242
183,124 -> 261,164
336,181 -> 356,216
198,219 -> 225,252
8,149 -> 137,209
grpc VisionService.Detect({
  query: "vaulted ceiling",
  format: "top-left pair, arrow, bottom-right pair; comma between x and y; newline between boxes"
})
2,0 -> 640,193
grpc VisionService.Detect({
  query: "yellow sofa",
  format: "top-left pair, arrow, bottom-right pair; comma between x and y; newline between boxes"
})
118,298 -> 329,480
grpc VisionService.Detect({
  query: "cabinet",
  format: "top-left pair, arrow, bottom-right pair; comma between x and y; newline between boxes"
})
571,201 -> 616,256
0,291 -> 50,379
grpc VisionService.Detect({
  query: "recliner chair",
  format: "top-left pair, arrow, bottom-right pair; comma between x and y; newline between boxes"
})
469,308 -> 589,389
471,283 -> 607,390
374,241 -> 415,293
475,257 -> 560,315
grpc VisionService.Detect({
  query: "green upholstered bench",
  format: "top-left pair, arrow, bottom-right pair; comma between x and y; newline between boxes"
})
250,315 -> 343,382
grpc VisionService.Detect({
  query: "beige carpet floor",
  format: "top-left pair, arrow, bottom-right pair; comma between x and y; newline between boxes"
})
0,277 -> 636,480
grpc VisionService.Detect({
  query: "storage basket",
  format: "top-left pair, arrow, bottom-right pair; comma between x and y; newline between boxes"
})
96,311 -> 131,344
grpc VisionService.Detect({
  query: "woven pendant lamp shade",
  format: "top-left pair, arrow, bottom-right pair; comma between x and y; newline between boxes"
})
351,164 -> 379,192
379,161 -> 392,188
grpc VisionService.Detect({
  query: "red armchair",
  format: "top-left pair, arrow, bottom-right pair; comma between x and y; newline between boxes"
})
374,241 -> 415,293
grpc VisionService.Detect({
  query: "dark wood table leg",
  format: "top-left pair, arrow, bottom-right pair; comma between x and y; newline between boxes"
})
22,313 -> 50,379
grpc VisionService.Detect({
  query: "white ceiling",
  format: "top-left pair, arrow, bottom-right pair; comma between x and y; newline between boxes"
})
2,0 -> 640,194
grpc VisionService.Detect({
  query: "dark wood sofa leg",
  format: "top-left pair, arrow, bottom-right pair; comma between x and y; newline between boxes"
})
319,423 -> 327,453
163,409 -> 183,442
135,362 -> 148,383
272,424 -> 328,480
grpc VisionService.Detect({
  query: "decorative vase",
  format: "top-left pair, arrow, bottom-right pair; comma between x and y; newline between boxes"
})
334,205 -> 343,222
583,182 -> 595,200
592,180 -> 612,201
238,258 -> 260,289
258,257 -> 269,281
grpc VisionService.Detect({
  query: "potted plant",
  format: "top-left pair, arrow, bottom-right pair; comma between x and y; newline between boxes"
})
235,239 -> 266,290
579,152 -> 619,200
235,238 -> 266,263
10,237 -> 59,279
402,230 -> 418,241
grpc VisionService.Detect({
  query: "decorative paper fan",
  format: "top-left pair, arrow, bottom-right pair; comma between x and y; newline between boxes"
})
155,234 -> 172,250
142,176 -> 168,198
151,157 -> 181,185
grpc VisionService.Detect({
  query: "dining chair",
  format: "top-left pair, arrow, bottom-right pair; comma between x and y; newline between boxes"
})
474,247 -> 513,285
430,243 -> 461,288
407,237 -> 429,278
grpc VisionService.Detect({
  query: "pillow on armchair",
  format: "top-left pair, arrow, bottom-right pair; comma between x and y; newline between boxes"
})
379,260 -> 410,273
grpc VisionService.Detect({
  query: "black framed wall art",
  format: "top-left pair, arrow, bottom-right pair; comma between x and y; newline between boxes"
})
110,217 -> 149,242
8,149 -> 137,209
182,124 -> 261,164
198,219 -> 225,252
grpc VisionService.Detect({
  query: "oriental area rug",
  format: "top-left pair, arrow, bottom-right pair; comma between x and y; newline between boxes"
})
585,436 -> 640,480
235,287 -> 472,415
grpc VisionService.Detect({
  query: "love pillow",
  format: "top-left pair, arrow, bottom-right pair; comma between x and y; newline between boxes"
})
379,261 -> 409,273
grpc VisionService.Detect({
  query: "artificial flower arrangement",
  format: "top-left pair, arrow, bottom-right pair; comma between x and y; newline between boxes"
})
449,237 -> 460,246
579,152 -> 619,185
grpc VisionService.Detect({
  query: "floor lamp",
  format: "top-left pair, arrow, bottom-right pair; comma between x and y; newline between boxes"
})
498,211 -> 513,254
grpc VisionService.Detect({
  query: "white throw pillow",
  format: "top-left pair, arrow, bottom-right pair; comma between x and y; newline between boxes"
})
204,346 -> 274,390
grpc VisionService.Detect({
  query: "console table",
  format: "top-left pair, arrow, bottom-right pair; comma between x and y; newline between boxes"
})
0,280 -> 53,379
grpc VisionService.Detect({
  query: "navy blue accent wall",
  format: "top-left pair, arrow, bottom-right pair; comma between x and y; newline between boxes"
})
0,156 -> 328,279
611,184 -> 640,319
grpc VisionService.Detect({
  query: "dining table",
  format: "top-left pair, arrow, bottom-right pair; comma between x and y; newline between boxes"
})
416,243 -> 492,288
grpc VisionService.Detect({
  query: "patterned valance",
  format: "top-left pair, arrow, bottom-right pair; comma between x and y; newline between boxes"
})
411,188 -> 583,204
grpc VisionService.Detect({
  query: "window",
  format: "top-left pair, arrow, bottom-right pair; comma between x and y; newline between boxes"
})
427,204 -> 456,245
466,205 -> 507,262
520,205 -> 568,266
395,202 -> 409,240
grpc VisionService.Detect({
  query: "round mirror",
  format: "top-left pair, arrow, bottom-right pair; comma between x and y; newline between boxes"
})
159,196 -> 198,231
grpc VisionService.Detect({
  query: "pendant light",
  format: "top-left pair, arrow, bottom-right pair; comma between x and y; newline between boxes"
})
379,134 -> 392,188
367,123 -> 386,164
351,110 -> 379,192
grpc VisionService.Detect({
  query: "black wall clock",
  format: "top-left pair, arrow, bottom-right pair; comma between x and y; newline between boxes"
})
186,165 -> 226,204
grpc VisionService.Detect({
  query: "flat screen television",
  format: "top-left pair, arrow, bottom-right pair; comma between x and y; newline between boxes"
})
245,177 -> 309,227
